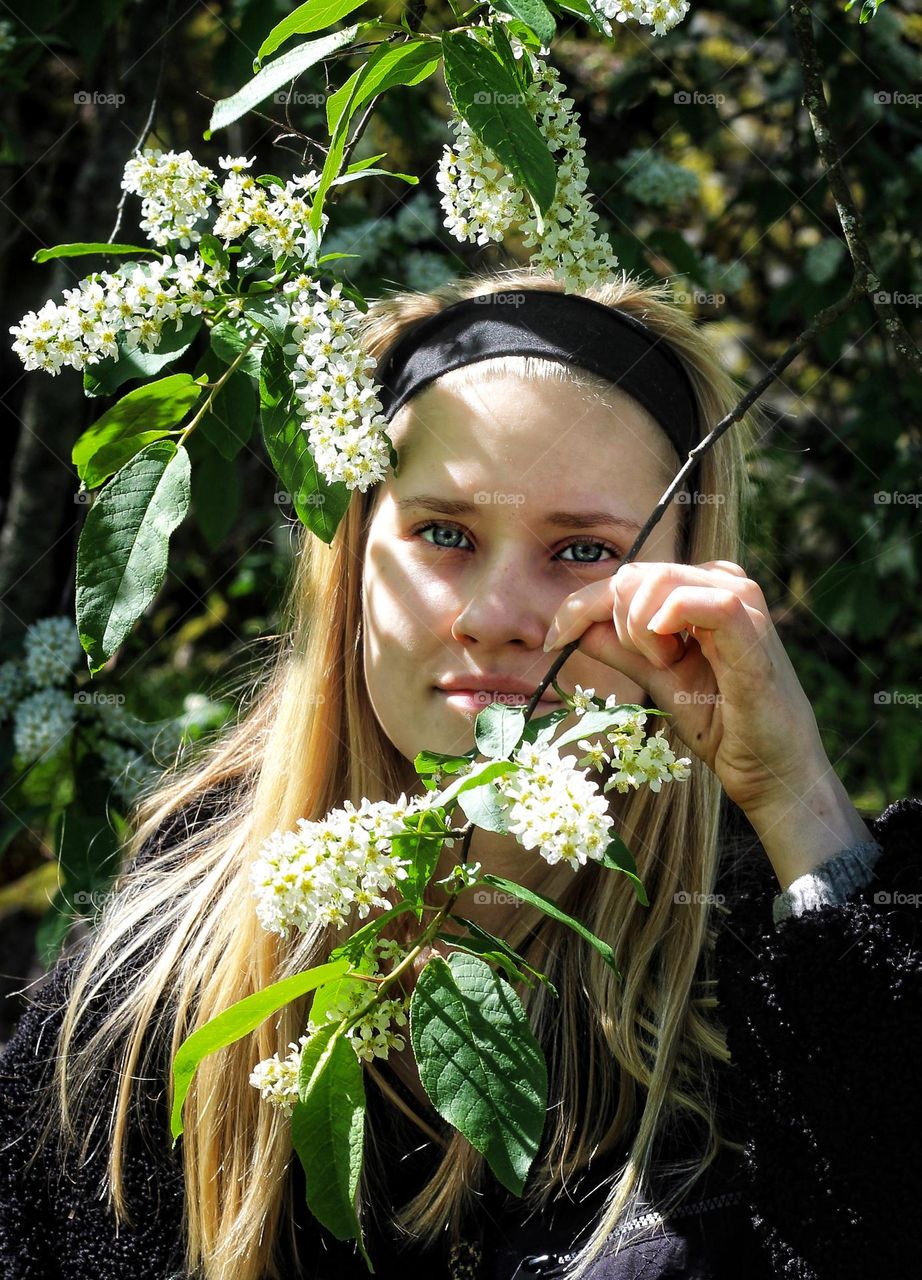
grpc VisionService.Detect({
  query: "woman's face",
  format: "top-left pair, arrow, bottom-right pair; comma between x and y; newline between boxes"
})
361,369 -> 682,776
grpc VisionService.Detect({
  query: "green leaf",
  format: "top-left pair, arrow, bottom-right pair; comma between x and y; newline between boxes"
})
310,39 -> 440,236
474,703 -> 527,758
323,39 -> 441,140
206,24 -> 361,136
170,957 -> 349,1140
410,952 -> 547,1195
519,705 -> 570,748
597,834 -> 649,907
436,932 -> 534,988
441,30 -> 556,215
197,233 -> 229,269
242,295 -> 291,345
199,368 -> 257,461
292,1022 -> 369,1256
330,166 -> 419,189
82,315 -> 203,398
255,0 -> 370,67
479,872 -> 621,977
456,774 -> 513,834
75,441 -> 191,674
447,915 -> 558,995
259,341 -> 351,543
431,758 -> 520,810
210,320 -> 263,381
73,373 -> 203,488
413,749 -> 475,777
547,0 -> 611,37
391,808 -> 454,920
551,704 -> 654,750
491,0 -> 556,48
33,241 -> 159,263
190,438 -> 241,548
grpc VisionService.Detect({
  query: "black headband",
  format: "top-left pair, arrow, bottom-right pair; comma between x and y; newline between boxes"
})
373,289 -> 701,468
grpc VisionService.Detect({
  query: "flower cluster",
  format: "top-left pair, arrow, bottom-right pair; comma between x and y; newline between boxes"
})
9,254 -> 218,376
211,154 -> 324,258
588,0 -> 691,38
1,615 -> 82,761
121,148 -> 214,248
436,34 -> 620,292
621,148 -> 700,210
12,688 -> 76,763
282,276 -> 393,492
488,684 -> 692,869
495,739 -> 614,869
569,684 -> 692,793
250,792 -> 440,935
22,616 -> 83,687
249,938 -> 411,1114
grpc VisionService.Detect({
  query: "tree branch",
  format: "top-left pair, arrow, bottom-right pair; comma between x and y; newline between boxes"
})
789,0 -> 921,375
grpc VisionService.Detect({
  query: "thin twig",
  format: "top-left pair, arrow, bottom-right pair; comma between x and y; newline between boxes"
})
109,0 -> 176,243
789,0 -> 921,374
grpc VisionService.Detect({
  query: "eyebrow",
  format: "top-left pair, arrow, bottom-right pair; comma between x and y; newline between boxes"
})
395,495 -> 643,536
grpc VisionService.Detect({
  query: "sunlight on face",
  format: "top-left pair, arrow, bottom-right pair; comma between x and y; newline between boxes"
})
361,368 -> 682,773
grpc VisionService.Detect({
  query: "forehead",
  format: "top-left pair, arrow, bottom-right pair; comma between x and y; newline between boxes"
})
385,366 -> 678,490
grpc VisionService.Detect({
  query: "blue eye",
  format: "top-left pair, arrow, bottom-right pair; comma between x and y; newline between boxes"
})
413,522 -> 620,563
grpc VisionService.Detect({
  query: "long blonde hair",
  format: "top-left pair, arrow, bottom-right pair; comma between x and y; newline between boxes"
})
34,264 -> 760,1278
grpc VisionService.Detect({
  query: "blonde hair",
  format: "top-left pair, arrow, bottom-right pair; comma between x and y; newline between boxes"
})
33,264 -> 761,1278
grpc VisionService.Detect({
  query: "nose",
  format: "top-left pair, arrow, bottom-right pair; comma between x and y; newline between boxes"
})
449,555 -> 549,650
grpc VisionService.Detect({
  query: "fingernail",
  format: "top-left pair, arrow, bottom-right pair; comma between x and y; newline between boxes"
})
543,625 -> 560,652
646,608 -> 665,633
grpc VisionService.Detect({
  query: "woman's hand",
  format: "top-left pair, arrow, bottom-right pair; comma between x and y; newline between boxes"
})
542,559 -> 830,818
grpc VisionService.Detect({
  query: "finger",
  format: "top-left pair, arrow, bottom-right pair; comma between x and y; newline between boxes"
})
644,586 -> 768,681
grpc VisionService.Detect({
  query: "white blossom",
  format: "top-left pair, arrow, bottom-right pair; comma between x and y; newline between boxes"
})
282,276 -> 393,493
120,148 -> 215,248
250,792 -> 436,936
23,616 -> 82,688
10,255 -> 210,376
12,688 -> 76,762
436,30 -> 621,292
250,938 -> 411,1113
621,148 -> 700,210
588,0 -> 690,38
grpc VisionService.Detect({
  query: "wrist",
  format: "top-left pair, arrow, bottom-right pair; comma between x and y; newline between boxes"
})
740,759 -> 875,892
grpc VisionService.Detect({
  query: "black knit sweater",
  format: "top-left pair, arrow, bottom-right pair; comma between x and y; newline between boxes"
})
1,794 -> 919,1279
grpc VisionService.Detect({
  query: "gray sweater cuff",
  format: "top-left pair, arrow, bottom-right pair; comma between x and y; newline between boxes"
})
772,839 -> 884,926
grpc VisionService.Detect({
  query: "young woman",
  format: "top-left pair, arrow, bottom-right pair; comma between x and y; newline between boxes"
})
1,267 -> 918,1280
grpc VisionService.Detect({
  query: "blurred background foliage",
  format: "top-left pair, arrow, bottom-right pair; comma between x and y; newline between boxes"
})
0,0 -> 920,1030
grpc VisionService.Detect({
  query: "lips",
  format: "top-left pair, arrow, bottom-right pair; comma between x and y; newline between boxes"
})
436,687 -> 564,709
